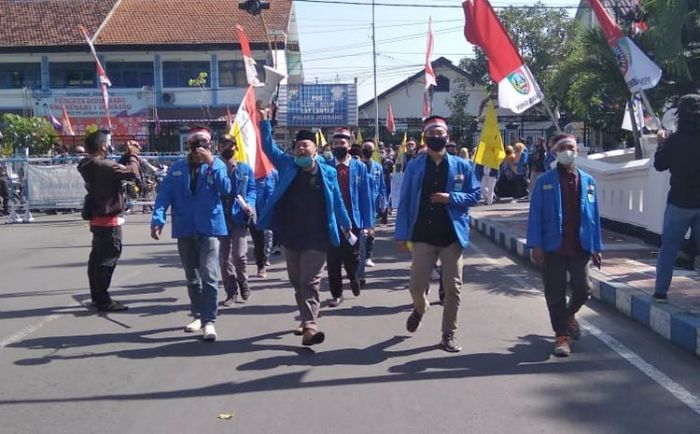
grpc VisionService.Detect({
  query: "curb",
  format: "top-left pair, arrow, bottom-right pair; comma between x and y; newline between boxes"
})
470,216 -> 700,358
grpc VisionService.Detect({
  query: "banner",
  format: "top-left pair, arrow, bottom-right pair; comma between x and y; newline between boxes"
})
26,164 -> 85,208
40,93 -> 148,136
283,84 -> 357,127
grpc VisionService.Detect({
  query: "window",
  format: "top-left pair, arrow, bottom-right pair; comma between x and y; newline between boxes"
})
49,62 -> 96,89
435,75 -> 450,92
106,62 -> 154,88
0,63 -> 41,89
219,59 -> 267,87
162,61 -> 211,88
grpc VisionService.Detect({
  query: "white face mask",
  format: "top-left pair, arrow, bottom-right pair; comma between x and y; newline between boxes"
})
556,149 -> 577,166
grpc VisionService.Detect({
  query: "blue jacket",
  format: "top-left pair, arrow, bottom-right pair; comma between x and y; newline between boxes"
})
257,120 -> 352,247
526,168 -> 604,254
395,153 -> 481,248
545,152 -> 556,171
151,157 -> 231,238
323,157 -> 373,229
364,159 -> 387,221
255,169 -> 278,216
221,159 -> 256,227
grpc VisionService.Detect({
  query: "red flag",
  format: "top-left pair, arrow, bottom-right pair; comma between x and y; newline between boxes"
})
422,91 -> 431,118
79,25 -> 112,127
588,0 -> 661,92
235,25 -> 263,87
424,18 -> 437,90
463,0 -> 542,113
386,104 -> 396,135
61,105 -> 75,136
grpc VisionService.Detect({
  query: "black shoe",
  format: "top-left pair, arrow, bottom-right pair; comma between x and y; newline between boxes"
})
350,279 -> 361,297
97,300 -> 128,312
406,309 -> 423,333
328,296 -> 343,307
653,293 -> 668,303
359,279 -> 366,289
240,286 -> 251,301
440,333 -> 462,352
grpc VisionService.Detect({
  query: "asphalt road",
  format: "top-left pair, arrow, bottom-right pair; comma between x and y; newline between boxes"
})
1,213 -> 699,434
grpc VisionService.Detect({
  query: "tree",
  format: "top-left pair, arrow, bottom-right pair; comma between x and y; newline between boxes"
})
188,72 -> 212,123
1,114 -> 58,155
445,81 -> 474,147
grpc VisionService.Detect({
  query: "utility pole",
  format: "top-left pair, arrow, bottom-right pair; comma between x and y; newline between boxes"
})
372,0 -> 379,142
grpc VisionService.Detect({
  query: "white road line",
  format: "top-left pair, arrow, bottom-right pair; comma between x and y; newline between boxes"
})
0,315 -> 60,348
470,239 -> 700,417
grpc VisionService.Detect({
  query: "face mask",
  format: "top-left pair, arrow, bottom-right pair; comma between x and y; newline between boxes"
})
294,155 -> 313,168
446,147 -> 457,155
361,148 -> 374,159
323,151 -> 333,160
332,147 -> 348,160
556,150 -> 577,166
221,149 -> 234,160
425,136 -> 447,151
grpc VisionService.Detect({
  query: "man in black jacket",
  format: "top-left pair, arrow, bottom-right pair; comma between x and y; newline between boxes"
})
653,94 -> 700,302
77,130 -> 140,312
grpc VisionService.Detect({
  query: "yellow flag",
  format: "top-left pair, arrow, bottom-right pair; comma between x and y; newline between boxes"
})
372,147 -> 381,162
316,129 -> 328,147
474,101 -> 505,170
355,129 -> 363,145
395,132 -> 407,172
419,132 -> 424,147
232,119 -> 247,163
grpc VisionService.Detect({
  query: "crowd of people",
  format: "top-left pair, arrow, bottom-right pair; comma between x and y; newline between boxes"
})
73,93 -> 700,358
0,88 -> 691,362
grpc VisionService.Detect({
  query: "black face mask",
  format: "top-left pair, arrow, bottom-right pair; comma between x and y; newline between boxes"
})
361,148 -> 374,159
221,148 -> 234,160
425,136 -> 447,152
446,147 -> 457,155
332,147 -> 348,160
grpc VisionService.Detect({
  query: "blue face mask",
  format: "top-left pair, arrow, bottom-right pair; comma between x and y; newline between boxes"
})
294,155 -> 313,168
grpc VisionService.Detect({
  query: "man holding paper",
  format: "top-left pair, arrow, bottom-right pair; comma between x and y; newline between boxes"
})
217,135 -> 256,306
257,109 -> 352,346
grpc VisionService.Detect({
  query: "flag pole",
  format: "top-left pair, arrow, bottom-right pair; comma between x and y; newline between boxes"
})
638,89 -> 660,130
540,97 -> 562,133
372,0 -> 379,142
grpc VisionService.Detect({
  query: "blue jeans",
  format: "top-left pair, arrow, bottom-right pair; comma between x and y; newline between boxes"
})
655,204 -> 700,295
177,235 -> 220,323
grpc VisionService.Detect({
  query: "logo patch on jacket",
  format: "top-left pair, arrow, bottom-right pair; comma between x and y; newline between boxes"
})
542,184 -> 553,190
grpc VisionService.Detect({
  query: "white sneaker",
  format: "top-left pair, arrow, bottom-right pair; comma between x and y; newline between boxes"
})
365,259 -> 376,267
203,323 -> 217,341
184,319 -> 202,333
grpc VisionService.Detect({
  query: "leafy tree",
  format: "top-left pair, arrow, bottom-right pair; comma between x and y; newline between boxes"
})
445,81 -> 474,147
188,72 -> 212,123
1,114 -> 58,155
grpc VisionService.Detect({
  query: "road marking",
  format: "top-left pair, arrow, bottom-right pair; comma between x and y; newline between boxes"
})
0,315 -> 60,348
470,239 -> 700,417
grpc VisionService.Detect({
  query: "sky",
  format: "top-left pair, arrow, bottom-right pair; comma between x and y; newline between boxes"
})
293,0 -> 582,105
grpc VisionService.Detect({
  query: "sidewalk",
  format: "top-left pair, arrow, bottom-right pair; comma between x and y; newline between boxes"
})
469,201 -> 700,357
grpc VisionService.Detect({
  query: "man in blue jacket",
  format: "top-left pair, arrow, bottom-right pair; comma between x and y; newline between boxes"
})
527,133 -> 603,357
324,127 -> 373,307
358,138 -> 387,279
217,135 -> 256,307
257,111 -> 352,346
150,126 -> 231,342
396,116 -> 481,353
250,168 -> 278,279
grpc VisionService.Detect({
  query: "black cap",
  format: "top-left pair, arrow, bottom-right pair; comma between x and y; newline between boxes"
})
296,129 -> 317,144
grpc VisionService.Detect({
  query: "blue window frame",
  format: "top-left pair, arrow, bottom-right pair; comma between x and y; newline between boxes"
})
106,62 -> 154,88
49,62 -> 96,89
162,61 -> 211,88
0,63 -> 41,89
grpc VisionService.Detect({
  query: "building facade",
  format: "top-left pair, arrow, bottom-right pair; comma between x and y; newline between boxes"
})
0,0 -> 301,151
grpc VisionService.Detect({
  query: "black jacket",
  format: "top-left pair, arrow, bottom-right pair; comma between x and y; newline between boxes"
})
654,131 -> 700,208
77,154 -> 139,217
